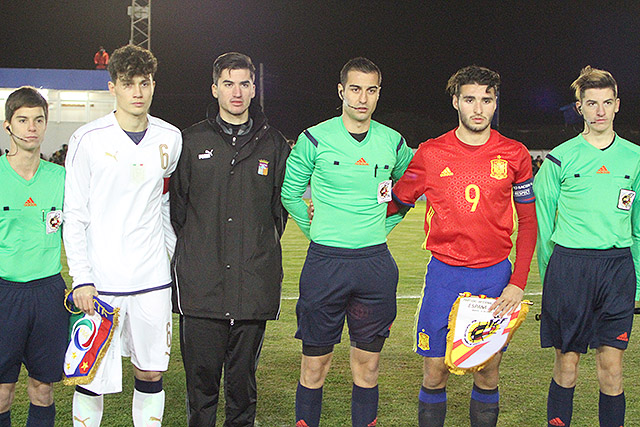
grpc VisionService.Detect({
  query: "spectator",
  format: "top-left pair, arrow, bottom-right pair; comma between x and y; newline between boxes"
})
94,46 -> 109,70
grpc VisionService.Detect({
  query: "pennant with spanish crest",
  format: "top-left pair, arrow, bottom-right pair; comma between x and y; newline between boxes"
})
445,292 -> 529,375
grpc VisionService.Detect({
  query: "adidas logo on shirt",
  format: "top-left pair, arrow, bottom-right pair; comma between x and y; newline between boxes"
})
596,165 -> 610,174
440,167 -> 453,177
355,158 -> 369,165
24,197 -> 37,207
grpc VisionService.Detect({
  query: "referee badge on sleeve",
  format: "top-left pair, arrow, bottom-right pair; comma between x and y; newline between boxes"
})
618,189 -> 636,211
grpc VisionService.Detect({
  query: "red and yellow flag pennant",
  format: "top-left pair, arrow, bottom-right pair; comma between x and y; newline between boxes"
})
445,293 -> 530,375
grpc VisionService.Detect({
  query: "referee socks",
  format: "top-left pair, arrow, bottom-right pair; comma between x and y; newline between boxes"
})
26,403 -> 55,427
547,378 -> 574,427
0,411 -> 10,427
295,382 -> 323,427
599,391 -> 625,427
351,383 -> 378,427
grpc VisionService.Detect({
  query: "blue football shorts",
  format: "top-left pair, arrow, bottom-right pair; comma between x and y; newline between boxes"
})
414,256 -> 511,358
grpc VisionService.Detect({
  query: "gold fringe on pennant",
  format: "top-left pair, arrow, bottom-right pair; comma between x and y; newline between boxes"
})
444,293 -> 530,375
63,288 -> 82,315
63,289 -> 118,315
63,301 -> 120,386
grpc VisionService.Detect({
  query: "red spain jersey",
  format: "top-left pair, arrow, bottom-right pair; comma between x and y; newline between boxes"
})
392,129 -> 533,268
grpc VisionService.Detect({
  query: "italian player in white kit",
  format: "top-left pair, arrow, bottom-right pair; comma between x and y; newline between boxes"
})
64,45 -> 182,426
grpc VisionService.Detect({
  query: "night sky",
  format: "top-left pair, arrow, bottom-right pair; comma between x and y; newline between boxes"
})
2,1 -> 640,147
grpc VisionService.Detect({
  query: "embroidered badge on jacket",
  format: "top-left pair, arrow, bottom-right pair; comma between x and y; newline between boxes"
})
258,159 -> 269,176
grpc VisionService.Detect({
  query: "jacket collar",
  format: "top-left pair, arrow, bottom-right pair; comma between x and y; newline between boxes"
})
206,100 -> 267,134
215,114 -> 254,136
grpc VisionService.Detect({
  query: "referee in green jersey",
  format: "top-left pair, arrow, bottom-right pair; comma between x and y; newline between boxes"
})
534,67 -> 640,427
0,87 -> 67,427
282,58 -> 413,427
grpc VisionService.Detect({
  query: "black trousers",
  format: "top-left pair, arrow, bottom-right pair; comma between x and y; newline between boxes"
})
180,315 -> 267,427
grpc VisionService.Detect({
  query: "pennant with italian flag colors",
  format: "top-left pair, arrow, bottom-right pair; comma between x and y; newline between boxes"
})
445,293 -> 530,375
63,292 -> 119,385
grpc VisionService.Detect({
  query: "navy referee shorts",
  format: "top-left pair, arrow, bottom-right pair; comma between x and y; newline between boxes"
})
0,273 -> 69,384
541,245 -> 635,353
295,242 -> 399,347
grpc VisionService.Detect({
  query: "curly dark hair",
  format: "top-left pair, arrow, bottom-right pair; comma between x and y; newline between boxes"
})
446,65 -> 500,97
108,44 -> 158,82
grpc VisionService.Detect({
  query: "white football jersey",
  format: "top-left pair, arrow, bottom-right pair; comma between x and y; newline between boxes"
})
64,112 -> 182,294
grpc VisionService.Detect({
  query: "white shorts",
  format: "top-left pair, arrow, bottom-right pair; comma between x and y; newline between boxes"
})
81,288 -> 172,395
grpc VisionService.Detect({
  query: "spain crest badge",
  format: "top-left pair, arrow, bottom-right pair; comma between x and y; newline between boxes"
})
418,331 -> 430,351
490,155 -> 508,180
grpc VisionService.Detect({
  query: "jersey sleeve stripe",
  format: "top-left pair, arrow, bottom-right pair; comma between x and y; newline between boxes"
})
396,137 -> 405,153
303,130 -> 320,147
545,153 -> 561,166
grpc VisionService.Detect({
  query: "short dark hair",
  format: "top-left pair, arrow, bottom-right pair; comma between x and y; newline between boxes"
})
108,44 -> 158,82
5,86 -> 48,122
446,65 -> 500,97
340,57 -> 382,86
212,52 -> 255,84
571,65 -> 617,101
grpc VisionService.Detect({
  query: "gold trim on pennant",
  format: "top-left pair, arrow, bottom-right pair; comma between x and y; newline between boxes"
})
444,293 -> 530,375
62,294 -> 120,386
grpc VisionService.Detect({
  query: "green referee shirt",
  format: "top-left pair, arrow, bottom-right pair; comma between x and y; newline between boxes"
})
281,117 -> 413,249
534,134 -> 640,296
0,156 -> 65,282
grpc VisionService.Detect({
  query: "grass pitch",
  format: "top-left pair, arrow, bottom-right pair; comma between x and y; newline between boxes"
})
9,201 -> 640,425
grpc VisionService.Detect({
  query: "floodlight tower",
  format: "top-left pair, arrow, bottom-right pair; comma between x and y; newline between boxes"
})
128,0 -> 151,49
